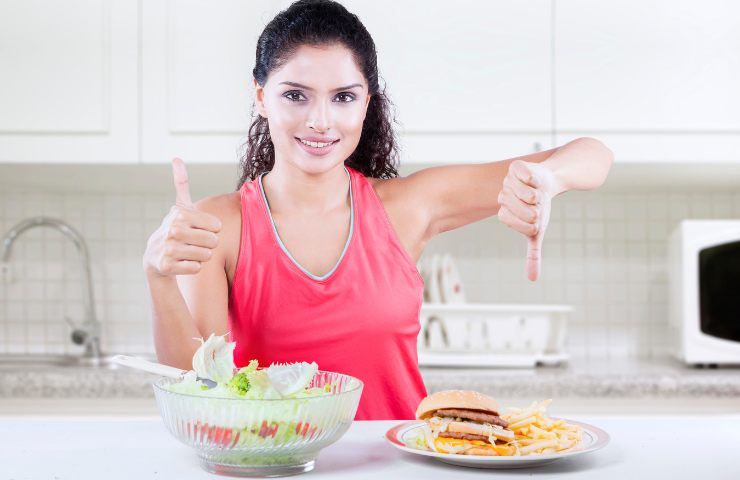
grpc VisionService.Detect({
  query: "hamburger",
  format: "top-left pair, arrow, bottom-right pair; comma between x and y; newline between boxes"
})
415,390 -> 515,456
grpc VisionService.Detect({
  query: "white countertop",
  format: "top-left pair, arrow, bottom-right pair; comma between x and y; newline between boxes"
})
2,415 -> 739,479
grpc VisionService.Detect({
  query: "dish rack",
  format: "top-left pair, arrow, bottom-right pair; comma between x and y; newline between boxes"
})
417,303 -> 572,368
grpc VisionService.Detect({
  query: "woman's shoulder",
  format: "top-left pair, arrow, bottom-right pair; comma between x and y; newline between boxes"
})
193,192 -> 242,241
362,174 -> 421,220
364,175 -> 407,205
193,191 -> 242,276
363,175 -> 431,262
193,191 -> 241,222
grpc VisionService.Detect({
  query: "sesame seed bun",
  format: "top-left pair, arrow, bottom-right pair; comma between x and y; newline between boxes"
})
415,390 -> 502,420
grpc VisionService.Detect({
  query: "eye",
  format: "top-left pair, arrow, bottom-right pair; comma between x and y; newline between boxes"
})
283,91 -> 306,102
334,92 -> 355,103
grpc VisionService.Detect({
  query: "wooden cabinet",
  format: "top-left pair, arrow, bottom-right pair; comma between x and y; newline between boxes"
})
555,0 -> 740,162
0,0 -> 138,163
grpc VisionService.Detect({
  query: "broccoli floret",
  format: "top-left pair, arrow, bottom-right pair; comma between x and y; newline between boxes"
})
227,360 -> 259,396
228,371 -> 251,395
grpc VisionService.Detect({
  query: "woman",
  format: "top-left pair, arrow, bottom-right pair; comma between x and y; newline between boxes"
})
143,0 -> 613,420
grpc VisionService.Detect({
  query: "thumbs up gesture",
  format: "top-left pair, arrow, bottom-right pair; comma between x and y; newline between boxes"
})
496,160 -> 557,282
143,158 -> 223,276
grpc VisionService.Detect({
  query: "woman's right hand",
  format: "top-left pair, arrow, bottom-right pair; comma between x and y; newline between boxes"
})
143,158 -> 223,277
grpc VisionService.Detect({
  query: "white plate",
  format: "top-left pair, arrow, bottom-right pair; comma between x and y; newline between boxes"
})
438,254 -> 466,303
385,419 -> 609,469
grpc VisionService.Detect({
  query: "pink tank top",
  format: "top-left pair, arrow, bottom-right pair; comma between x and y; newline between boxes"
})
228,165 -> 427,420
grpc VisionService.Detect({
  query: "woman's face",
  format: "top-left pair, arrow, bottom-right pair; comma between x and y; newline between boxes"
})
254,43 -> 371,176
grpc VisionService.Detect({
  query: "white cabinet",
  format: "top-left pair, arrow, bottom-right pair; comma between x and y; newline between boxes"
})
140,0 -> 552,164
0,0 -> 553,166
344,0 -> 553,163
0,0 -> 138,163
555,0 -> 740,163
5,1 -> 738,167
140,0 -> 281,164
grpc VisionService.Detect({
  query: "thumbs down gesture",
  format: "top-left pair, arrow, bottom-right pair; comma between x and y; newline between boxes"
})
496,160 -> 559,282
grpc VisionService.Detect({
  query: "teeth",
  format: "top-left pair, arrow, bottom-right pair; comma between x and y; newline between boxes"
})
300,139 -> 335,148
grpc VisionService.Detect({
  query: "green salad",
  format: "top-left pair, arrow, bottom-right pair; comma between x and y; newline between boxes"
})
165,359 -> 333,400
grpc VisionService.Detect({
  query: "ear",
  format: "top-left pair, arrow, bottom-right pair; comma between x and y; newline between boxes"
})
365,94 -> 371,109
253,78 -> 268,118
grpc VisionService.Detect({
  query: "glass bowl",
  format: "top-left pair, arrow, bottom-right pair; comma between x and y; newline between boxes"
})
153,370 -> 363,477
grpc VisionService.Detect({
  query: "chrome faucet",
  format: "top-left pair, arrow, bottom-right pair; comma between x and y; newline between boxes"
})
1,216 -> 102,361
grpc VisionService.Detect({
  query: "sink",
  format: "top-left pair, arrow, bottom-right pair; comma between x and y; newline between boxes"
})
0,354 -> 148,370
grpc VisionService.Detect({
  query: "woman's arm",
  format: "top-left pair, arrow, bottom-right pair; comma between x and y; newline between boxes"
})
397,136 -> 613,279
144,159 -> 233,369
533,136 -> 615,193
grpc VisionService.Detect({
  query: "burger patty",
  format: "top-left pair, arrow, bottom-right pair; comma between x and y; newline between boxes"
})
438,431 -> 491,442
435,408 -> 509,428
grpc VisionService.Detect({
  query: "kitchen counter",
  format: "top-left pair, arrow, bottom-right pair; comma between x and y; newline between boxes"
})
422,355 -> 740,398
2,354 -> 739,401
2,415 -> 739,479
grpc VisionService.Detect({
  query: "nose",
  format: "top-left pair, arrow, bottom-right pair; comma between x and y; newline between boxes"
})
306,99 -> 330,132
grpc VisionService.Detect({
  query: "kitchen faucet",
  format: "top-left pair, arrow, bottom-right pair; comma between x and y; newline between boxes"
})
1,216 -> 102,361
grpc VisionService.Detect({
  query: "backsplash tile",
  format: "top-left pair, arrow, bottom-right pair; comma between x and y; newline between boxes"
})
1,170 -> 739,362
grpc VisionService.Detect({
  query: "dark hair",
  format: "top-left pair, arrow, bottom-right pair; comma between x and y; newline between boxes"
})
237,0 -> 400,188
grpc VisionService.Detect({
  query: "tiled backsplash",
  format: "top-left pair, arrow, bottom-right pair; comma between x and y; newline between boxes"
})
0,190 -> 169,355
430,189 -> 740,360
1,165 -> 739,361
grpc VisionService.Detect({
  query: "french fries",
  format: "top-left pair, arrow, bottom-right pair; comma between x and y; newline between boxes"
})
494,399 -> 583,456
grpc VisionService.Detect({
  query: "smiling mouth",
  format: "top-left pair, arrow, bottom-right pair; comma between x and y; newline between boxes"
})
296,138 -> 340,148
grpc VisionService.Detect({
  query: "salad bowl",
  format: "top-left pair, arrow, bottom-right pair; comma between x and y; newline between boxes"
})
153,370 -> 363,477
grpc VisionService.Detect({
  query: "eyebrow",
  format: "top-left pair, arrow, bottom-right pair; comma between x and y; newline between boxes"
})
279,81 -> 364,91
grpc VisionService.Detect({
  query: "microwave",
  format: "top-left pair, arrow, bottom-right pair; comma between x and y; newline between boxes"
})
668,220 -> 740,366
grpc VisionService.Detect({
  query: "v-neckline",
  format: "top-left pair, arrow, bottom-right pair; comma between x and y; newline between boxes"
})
258,166 -> 355,282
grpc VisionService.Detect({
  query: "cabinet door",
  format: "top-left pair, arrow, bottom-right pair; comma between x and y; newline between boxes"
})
345,0 -> 552,163
142,0 -> 552,165
556,0 -> 740,163
0,0 -> 138,163
141,0 -> 279,164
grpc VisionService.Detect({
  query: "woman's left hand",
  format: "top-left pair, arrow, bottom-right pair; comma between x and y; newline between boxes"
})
496,160 -> 561,282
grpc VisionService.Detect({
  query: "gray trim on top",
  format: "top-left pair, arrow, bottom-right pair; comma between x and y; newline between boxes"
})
258,167 -> 354,281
